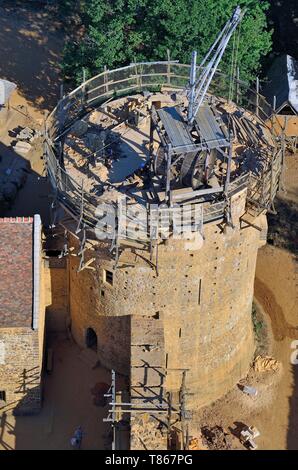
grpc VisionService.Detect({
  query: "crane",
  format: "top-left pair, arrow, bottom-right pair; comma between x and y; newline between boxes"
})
187,6 -> 246,125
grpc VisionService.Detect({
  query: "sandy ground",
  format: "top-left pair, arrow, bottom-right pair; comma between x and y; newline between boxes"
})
0,2 -> 65,111
0,91 -> 52,225
254,246 -> 298,449
0,335 -> 113,450
0,2 -> 65,223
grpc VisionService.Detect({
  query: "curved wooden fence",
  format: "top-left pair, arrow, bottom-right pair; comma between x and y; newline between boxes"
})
44,61 -> 283,234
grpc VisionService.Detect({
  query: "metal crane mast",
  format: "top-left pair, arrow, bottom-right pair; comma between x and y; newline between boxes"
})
187,5 -> 246,124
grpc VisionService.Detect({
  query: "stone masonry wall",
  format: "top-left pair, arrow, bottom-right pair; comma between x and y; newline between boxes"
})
45,257 -> 69,332
68,247 -> 130,374
0,328 -> 42,415
67,193 -> 267,408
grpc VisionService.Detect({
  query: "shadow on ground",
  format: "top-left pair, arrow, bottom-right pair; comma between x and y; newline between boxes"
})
0,141 -> 51,225
0,334 -> 113,450
0,2 -> 65,110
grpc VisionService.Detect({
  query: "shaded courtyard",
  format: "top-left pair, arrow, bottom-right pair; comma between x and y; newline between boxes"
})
0,334 -> 112,450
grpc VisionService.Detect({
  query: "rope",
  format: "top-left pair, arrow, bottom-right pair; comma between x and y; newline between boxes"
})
228,22 -> 241,102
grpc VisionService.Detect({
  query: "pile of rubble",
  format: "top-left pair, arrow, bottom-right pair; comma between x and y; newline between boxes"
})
12,126 -> 41,155
253,355 -> 280,373
201,425 -> 233,450
130,414 -> 167,450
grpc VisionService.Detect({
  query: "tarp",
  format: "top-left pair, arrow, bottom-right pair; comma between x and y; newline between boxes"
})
262,55 -> 298,114
0,79 -> 17,105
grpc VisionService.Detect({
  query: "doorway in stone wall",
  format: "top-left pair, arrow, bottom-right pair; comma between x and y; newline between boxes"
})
86,328 -> 97,351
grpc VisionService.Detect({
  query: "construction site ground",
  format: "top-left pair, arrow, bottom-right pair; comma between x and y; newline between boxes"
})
0,2 -> 297,451
194,151 -> 298,450
0,334 -> 112,450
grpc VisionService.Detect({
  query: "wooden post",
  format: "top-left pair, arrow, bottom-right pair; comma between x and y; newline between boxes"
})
165,145 -> 172,205
236,67 -> 240,104
167,49 -> 171,86
180,371 -> 187,450
187,51 -> 197,124
167,391 -> 172,446
256,77 -> 259,117
111,369 -> 116,451
224,140 -> 233,193
134,59 -> 141,90
104,65 -> 109,94
149,116 -> 154,167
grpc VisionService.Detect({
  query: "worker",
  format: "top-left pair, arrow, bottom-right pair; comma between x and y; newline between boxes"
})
70,426 -> 83,449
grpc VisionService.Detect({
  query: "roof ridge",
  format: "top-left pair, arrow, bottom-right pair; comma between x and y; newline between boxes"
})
0,216 -> 33,223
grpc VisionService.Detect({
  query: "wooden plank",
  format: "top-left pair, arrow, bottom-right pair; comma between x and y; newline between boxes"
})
157,106 -> 195,149
195,104 -> 229,149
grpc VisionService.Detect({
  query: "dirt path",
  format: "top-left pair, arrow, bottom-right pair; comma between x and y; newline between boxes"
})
254,246 -> 298,449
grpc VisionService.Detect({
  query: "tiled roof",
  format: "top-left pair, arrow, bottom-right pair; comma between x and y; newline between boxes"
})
0,218 -> 33,327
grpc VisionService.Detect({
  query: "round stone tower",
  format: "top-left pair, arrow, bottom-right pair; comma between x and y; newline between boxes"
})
44,62 -> 282,413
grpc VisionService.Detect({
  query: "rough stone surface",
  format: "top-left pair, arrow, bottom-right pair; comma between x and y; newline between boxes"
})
67,211 -> 267,409
0,328 -> 42,415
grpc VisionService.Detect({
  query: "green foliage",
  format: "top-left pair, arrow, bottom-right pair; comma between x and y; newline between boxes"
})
61,0 -> 272,85
252,303 -> 263,339
57,0 -> 78,17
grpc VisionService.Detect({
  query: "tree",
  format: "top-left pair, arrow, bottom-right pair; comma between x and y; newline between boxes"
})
61,0 -> 272,85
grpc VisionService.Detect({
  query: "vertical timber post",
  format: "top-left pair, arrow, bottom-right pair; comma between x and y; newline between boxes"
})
224,139 -> 233,193
167,49 -> 171,86
60,84 -> 64,100
187,51 -> 197,124
149,115 -> 154,167
111,369 -> 116,451
165,144 -> 172,205
81,68 -> 86,107
256,77 -> 259,117
236,67 -> 240,104
104,65 -> 109,94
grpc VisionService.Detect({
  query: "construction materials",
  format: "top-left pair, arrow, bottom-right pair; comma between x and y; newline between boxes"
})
240,425 -> 260,450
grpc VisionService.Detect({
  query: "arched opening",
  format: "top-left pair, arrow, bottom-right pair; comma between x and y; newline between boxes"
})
86,328 -> 97,351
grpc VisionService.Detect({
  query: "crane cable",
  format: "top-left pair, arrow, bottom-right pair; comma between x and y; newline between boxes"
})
229,22 -> 242,102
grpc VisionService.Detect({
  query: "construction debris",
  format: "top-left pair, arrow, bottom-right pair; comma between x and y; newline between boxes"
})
15,126 -> 39,143
201,425 -> 233,450
253,355 -> 280,373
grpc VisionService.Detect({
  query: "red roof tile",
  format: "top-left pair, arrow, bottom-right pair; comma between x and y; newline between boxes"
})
0,220 -> 33,327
